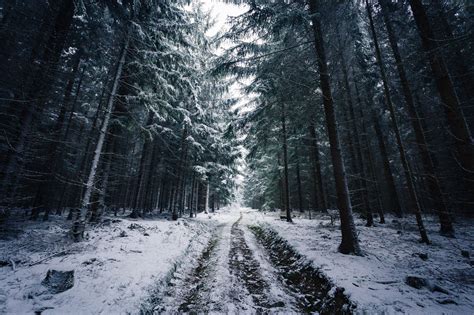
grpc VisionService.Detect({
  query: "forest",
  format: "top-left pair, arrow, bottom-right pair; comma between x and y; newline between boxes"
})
0,0 -> 473,314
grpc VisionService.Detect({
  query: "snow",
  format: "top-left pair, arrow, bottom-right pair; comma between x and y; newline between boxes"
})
243,209 -> 474,314
0,216 -> 213,314
1,206 -> 473,314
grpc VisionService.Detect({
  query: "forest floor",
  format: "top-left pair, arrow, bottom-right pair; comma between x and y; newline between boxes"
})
0,206 -> 473,314
250,209 -> 474,314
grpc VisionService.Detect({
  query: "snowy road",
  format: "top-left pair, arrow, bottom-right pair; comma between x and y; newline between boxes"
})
144,210 -> 301,313
144,209 -> 351,314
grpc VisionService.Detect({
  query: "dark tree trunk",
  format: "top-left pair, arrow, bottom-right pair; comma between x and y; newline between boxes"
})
280,102 -> 292,223
353,79 -> 386,224
308,124 -> 327,211
309,0 -> 360,255
1,0 -> 75,200
341,67 -> 373,226
294,145 -> 304,213
408,0 -> 474,199
172,126 -> 189,220
367,0 -> 430,244
379,0 -> 454,236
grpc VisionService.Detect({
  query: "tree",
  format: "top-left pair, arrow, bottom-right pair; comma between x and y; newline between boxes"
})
308,0 -> 361,254
366,0 -> 430,244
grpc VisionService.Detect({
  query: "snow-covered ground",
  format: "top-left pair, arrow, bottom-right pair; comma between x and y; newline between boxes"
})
245,209 -> 474,314
1,206 -> 473,314
145,207 -> 299,313
0,215 -> 214,314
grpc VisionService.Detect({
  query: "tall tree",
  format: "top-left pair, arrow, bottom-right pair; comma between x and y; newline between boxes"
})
309,0 -> 361,255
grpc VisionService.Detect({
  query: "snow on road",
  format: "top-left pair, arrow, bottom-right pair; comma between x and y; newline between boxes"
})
144,207 -> 298,313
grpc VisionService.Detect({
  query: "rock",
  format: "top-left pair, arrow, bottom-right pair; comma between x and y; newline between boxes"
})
418,253 -> 428,261
143,232 -> 150,236
405,276 -> 428,289
42,270 -> 74,294
461,250 -> 469,258
119,230 -> 127,237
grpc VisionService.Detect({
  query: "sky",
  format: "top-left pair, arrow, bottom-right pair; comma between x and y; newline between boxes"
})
200,1 -> 247,37
199,1 -> 250,200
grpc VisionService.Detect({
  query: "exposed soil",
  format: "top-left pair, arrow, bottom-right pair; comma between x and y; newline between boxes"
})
228,215 -> 281,312
143,214 -> 355,314
249,224 -> 356,314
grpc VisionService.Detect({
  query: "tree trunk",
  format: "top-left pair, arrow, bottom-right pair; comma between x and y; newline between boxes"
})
280,102 -> 292,223
295,145 -> 304,213
1,0 -> 75,200
308,124 -> 327,211
189,175 -> 196,218
205,181 -> 210,214
432,0 -> 474,135
308,0 -> 360,255
408,0 -> 474,199
132,114 -> 154,216
367,0 -> 429,244
339,62 -> 373,226
379,0 -> 454,236
353,79 -> 385,224
72,31 -> 130,241
172,126 -> 189,220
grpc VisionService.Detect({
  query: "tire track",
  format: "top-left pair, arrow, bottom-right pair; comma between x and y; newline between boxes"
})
142,225 -> 223,314
228,214 -> 283,312
249,224 -> 355,314
177,233 -> 219,312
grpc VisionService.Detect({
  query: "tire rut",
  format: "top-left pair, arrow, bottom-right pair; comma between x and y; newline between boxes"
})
229,215 -> 281,312
177,232 -> 219,313
142,225 -> 223,314
250,224 -> 355,314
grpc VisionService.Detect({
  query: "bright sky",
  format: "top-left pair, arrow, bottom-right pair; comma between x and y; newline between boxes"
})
200,1 -> 247,36
199,1 -> 250,198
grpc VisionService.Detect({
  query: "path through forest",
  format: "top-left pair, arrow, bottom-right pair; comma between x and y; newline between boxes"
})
145,210 -> 304,313
143,208 -> 354,314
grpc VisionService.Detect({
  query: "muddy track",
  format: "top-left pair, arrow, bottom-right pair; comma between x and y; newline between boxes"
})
143,213 -> 353,314
228,215 -> 281,312
250,225 -> 355,314
141,226 -> 222,314
178,234 -> 219,312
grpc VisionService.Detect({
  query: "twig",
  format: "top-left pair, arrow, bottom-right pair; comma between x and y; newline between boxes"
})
375,280 -> 398,285
28,250 -> 70,266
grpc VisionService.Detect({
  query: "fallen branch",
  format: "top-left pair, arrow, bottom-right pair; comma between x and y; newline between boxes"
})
375,280 -> 398,285
29,250 -> 70,266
